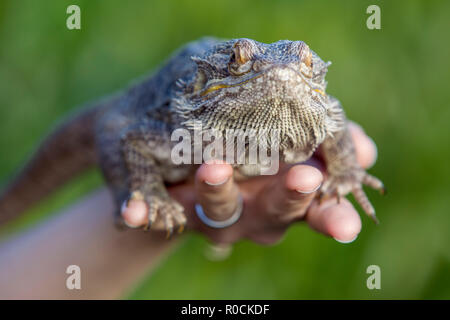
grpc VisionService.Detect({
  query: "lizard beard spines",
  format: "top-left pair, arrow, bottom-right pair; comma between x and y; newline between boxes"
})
324,96 -> 346,136
172,94 -> 208,130
173,91 -> 330,155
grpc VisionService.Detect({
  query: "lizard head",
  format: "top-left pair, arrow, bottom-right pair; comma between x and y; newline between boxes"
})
174,38 -> 335,150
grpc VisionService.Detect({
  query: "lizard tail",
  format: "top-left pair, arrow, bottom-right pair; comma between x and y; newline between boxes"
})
0,105 -> 104,226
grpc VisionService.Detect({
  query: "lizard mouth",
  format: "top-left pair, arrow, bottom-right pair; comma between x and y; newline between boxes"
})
199,66 -> 326,98
199,73 -> 264,97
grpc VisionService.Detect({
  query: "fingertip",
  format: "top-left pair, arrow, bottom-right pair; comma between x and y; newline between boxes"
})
307,199 -> 361,243
196,162 -> 233,186
285,164 -> 323,193
327,208 -> 362,243
356,135 -> 378,169
121,199 -> 148,228
349,122 -> 378,169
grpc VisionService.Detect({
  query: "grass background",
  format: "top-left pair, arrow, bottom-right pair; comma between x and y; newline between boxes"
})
0,0 -> 449,299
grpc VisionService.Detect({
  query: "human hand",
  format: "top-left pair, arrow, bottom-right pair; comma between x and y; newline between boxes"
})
122,122 -> 378,245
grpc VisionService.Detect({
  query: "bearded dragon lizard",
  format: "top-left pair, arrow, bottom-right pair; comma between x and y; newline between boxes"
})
0,37 -> 384,235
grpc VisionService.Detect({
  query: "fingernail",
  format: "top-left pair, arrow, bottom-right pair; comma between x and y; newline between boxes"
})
296,183 -> 322,194
123,220 -> 141,229
205,177 -> 229,186
334,234 -> 358,244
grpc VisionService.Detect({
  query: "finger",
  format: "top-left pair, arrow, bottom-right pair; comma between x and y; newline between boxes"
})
194,162 -> 239,223
257,164 -> 323,224
348,122 -> 378,169
121,198 -> 148,228
306,198 -> 362,243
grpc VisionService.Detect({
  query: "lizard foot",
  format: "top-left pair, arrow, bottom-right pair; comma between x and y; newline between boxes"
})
319,169 -> 384,224
124,191 -> 186,238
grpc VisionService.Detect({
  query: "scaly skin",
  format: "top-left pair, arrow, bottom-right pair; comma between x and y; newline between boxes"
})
0,37 -> 384,234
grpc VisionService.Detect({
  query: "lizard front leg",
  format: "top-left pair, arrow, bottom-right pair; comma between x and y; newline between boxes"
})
121,129 -> 186,237
320,99 -> 384,223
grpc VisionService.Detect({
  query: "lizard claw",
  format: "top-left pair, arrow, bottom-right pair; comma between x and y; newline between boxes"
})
319,169 -> 384,224
318,191 -> 326,205
336,192 -> 341,204
166,228 -> 173,239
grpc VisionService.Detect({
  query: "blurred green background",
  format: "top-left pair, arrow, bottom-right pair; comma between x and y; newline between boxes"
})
0,0 -> 449,299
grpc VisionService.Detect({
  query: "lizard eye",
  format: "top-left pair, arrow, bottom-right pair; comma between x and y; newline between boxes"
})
291,41 -> 313,77
292,41 -> 312,67
300,52 -> 313,78
304,50 -> 312,68
300,48 -> 313,78
228,39 -> 254,76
